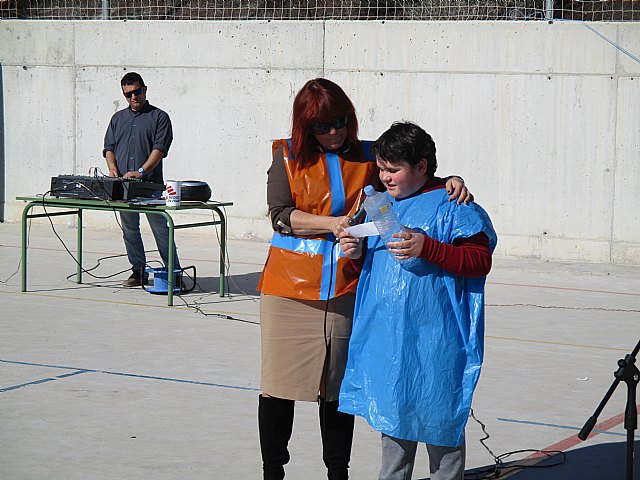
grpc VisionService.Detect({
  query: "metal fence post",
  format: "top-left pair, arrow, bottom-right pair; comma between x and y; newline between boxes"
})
102,0 -> 109,19
545,0 -> 554,19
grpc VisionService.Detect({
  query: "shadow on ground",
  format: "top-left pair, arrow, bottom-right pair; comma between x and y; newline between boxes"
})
417,440 -> 639,480
182,271 -> 262,297
16,271 -> 264,299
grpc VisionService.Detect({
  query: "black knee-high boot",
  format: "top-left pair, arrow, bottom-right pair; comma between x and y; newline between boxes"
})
319,399 -> 354,480
258,395 -> 295,480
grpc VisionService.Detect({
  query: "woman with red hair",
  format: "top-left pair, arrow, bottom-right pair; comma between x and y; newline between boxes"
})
257,78 -> 470,480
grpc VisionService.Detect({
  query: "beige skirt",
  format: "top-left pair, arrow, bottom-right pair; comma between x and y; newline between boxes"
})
260,293 -> 355,402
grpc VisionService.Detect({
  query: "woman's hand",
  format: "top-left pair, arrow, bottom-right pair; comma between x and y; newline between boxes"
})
329,215 -> 352,237
289,211 -> 351,236
338,230 -> 363,259
445,176 -> 474,204
387,230 -> 424,260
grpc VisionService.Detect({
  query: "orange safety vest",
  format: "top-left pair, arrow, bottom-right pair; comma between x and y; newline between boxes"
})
258,139 -> 377,301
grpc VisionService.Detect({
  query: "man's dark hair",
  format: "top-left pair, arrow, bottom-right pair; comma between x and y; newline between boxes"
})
121,72 -> 145,87
372,121 -> 437,178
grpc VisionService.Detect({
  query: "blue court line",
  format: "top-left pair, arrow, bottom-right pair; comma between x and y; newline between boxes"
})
497,417 -> 629,437
0,369 -> 91,392
0,358 -> 260,393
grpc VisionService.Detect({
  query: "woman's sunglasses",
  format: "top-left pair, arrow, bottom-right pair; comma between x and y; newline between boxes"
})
311,116 -> 348,135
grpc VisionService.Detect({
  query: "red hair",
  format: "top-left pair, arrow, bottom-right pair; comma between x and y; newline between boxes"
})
290,78 -> 359,166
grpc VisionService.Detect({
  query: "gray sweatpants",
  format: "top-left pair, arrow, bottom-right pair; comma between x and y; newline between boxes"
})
378,433 -> 465,480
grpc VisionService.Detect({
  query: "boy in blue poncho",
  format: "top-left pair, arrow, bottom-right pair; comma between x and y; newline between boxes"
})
338,122 -> 497,480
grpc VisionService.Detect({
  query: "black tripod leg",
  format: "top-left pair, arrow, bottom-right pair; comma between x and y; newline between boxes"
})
578,339 -> 639,480
623,366 -> 638,480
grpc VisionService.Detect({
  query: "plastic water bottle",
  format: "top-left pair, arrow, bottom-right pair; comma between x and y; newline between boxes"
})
363,185 -> 405,261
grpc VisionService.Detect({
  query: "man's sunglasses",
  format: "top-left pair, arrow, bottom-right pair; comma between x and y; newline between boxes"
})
311,117 -> 348,135
123,87 -> 145,98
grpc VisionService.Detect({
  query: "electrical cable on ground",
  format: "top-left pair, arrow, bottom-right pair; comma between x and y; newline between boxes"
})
487,303 -> 640,313
0,216 -> 29,284
37,185 -> 159,281
28,188 -> 256,324
464,409 -> 566,479
169,201 -> 262,324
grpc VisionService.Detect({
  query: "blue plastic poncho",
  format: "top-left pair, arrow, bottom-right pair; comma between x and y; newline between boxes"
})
338,188 -> 497,447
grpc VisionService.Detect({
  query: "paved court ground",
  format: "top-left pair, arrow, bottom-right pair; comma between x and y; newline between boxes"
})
1,220 -> 638,479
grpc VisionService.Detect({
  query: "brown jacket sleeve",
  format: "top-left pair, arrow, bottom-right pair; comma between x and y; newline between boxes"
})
266,144 -> 296,234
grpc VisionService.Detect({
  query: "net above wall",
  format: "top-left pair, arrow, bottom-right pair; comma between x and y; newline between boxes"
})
0,0 -> 638,21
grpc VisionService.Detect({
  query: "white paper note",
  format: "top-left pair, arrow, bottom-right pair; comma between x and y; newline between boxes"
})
345,222 -> 379,238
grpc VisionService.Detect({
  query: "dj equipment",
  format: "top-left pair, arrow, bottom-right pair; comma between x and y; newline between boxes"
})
180,181 -> 211,202
50,175 -> 164,201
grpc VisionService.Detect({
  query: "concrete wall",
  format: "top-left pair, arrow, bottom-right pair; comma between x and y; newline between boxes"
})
0,20 -> 638,264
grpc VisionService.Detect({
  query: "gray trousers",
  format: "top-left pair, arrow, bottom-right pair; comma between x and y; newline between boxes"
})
378,433 -> 465,480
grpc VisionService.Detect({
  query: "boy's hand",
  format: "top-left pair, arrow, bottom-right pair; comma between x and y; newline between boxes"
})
445,176 -> 474,204
387,230 -> 424,260
338,230 -> 363,259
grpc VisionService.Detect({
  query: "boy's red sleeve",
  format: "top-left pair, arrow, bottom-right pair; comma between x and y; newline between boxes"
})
419,232 -> 492,277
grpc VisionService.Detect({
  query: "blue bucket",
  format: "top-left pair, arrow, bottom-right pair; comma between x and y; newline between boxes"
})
144,267 -> 182,294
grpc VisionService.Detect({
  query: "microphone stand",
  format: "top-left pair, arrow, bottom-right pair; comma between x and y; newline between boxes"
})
578,338 -> 639,480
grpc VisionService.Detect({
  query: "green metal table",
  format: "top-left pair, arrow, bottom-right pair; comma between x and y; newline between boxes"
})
17,196 -> 233,306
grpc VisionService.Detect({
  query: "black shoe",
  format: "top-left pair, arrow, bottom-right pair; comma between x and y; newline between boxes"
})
123,271 -> 147,287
